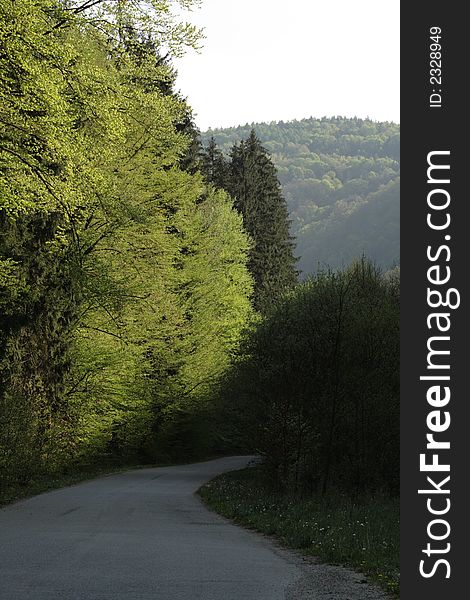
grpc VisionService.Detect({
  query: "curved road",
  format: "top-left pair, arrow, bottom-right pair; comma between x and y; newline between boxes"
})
0,456 -> 389,600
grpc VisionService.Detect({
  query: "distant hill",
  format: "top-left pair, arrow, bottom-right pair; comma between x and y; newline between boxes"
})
201,117 -> 399,275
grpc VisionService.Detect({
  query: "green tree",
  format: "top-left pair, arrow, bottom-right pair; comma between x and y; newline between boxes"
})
220,260 -> 399,494
228,130 -> 298,311
0,0 -> 253,484
200,137 -> 229,189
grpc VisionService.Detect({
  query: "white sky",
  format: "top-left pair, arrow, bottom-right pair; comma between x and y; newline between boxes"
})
174,0 -> 400,131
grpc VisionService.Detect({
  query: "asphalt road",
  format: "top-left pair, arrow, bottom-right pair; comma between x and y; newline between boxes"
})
0,456 -> 304,599
0,456 -> 390,600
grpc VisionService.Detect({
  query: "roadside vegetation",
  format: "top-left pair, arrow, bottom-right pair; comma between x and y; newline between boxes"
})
200,467 -> 399,596
203,259 -> 399,596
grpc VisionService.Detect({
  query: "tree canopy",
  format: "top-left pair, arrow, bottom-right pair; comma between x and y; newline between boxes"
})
0,0 -> 252,482
200,130 -> 297,312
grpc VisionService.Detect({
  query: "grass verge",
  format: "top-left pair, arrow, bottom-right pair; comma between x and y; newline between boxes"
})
198,466 -> 399,596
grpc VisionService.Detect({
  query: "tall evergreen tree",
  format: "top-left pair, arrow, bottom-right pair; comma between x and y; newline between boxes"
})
228,130 -> 297,311
200,137 -> 229,189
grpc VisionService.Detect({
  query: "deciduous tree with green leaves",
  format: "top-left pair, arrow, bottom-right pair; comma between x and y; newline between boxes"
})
0,0 -> 253,484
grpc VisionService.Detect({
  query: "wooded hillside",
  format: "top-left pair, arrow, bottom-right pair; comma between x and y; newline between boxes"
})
201,117 -> 400,274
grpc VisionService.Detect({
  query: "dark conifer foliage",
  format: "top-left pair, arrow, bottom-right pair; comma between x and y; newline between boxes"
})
202,131 -> 298,312
228,131 -> 298,311
200,137 -> 229,189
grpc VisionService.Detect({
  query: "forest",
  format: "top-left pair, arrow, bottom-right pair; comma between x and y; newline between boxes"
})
0,0 -> 398,535
202,117 -> 400,275
0,0 -> 252,484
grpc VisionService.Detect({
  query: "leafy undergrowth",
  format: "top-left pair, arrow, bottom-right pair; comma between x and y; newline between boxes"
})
199,467 -> 399,596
